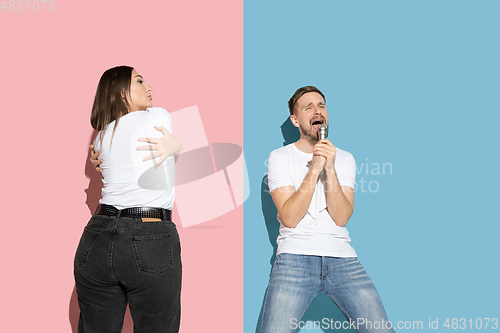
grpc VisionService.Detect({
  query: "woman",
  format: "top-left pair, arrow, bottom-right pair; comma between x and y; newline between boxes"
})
74,66 -> 182,333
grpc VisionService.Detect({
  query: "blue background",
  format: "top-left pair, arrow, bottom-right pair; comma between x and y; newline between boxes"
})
244,1 -> 500,332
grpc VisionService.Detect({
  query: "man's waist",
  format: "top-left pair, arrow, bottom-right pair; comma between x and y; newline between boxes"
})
276,234 -> 357,258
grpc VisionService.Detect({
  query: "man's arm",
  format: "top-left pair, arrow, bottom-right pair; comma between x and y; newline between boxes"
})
270,154 -> 325,228
325,170 -> 354,227
314,139 -> 354,227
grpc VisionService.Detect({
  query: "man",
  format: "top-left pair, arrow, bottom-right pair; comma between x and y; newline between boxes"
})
260,86 -> 394,333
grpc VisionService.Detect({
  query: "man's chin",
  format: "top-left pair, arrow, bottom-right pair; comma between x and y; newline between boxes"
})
299,127 -> 320,143
306,132 -> 320,143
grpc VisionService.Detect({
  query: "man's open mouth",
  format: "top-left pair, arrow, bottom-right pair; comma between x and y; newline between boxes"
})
311,118 -> 324,126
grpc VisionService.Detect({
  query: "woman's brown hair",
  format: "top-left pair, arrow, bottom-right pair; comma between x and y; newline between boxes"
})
90,65 -> 134,146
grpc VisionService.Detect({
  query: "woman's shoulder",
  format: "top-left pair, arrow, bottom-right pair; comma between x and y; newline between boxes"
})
145,107 -> 172,129
147,106 -> 170,116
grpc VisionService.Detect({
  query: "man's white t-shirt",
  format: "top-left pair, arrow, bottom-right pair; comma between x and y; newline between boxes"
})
267,143 -> 357,257
94,107 -> 175,210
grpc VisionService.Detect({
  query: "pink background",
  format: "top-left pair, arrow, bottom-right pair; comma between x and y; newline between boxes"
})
0,1 -> 243,332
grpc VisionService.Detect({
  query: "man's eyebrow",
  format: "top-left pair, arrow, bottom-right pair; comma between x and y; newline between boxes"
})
303,101 -> 325,108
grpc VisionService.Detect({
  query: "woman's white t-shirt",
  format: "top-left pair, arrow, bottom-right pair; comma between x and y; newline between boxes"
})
94,107 -> 175,210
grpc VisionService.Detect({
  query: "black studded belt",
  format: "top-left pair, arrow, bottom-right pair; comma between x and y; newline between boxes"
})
95,204 -> 172,220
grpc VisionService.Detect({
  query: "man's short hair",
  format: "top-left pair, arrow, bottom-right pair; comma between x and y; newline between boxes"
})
288,86 -> 326,116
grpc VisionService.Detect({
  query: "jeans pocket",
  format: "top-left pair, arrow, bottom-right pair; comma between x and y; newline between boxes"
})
131,233 -> 173,275
74,228 -> 99,268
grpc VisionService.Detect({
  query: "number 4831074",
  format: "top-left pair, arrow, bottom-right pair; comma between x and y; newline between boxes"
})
1,0 -> 55,11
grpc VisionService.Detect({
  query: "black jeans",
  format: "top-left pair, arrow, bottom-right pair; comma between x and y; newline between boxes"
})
74,214 -> 181,333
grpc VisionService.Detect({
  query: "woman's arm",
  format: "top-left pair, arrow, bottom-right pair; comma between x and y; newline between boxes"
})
89,144 -> 103,175
137,126 -> 182,168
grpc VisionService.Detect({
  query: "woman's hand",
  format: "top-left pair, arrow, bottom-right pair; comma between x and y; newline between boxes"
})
137,126 -> 182,168
89,144 -> 103,173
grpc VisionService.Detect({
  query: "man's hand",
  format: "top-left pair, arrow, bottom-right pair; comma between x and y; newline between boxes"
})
312,139 -> 337,171
89,144 -> 103,173
137,126 -> 182,168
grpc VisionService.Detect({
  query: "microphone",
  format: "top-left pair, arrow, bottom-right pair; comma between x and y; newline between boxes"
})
318,124 -> 328,140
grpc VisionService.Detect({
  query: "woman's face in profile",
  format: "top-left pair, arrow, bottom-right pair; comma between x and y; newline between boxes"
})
128,69 -> 153,111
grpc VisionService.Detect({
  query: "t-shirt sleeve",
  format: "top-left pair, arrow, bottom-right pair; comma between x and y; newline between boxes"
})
93,131 -> 103,151
153,107 -> 172,133
267,149 -> 294,193
337,152 -> 356,189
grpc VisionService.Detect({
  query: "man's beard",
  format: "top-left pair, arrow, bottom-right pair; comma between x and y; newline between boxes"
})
299,124 -> 320,143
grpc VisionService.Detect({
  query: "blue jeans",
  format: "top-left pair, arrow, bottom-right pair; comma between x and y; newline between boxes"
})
74,214 -> 181,333
260,253 -> 395,333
